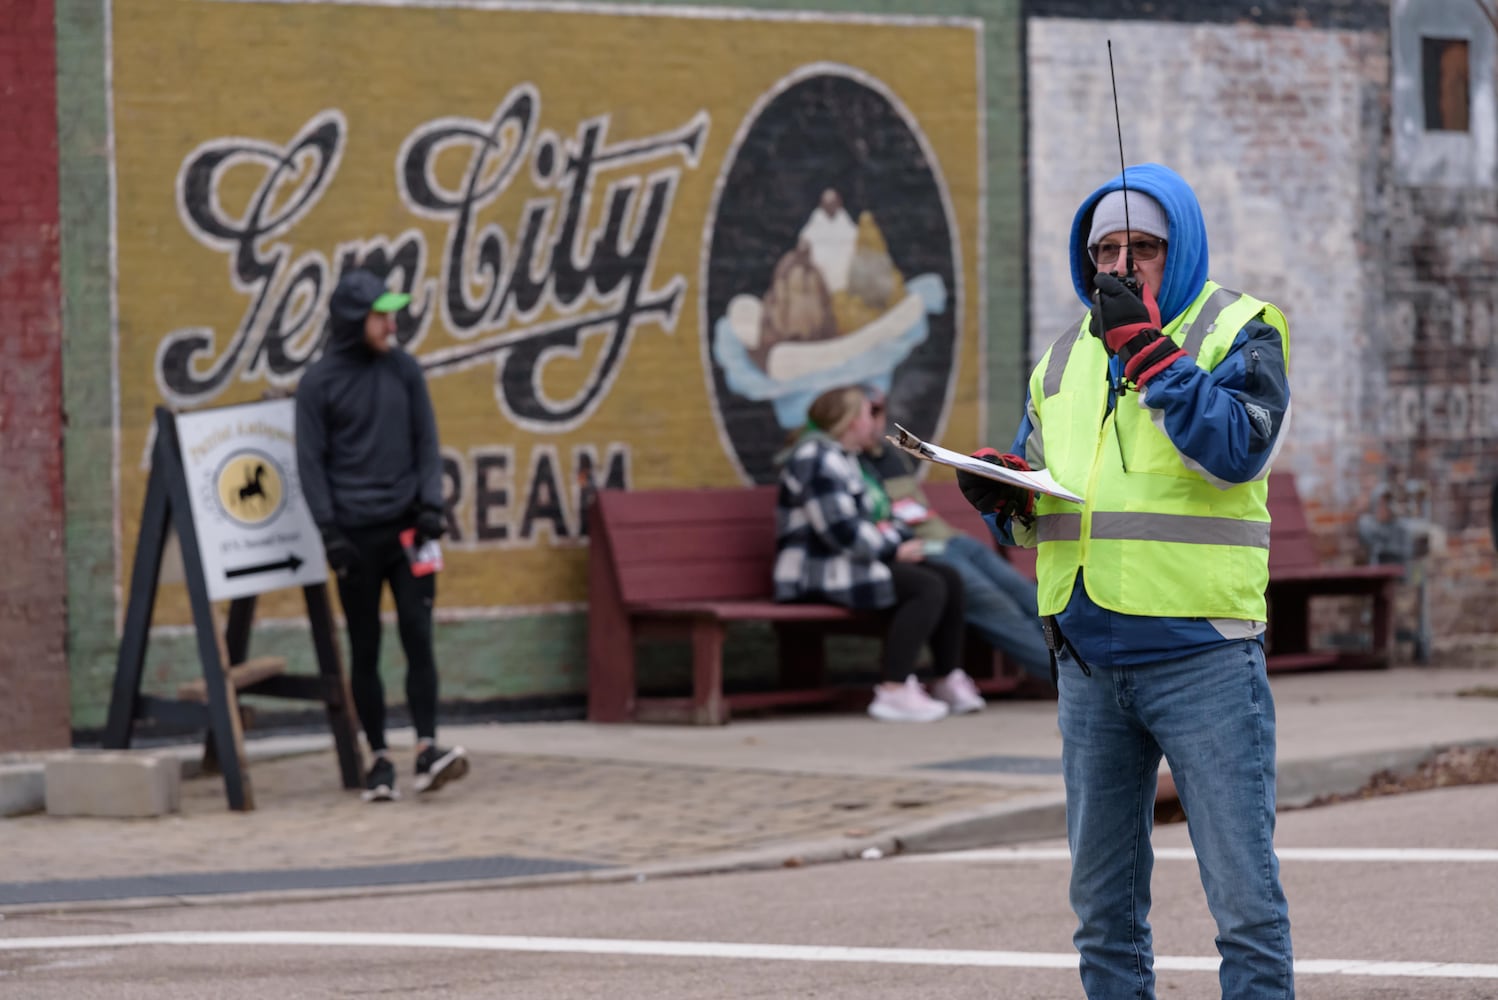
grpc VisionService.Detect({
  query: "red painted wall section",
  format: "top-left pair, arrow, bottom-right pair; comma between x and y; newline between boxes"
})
0,0 -> 71,751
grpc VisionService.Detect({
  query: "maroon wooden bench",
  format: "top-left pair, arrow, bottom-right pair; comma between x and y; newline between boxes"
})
584,471 -> 1391,725
587,486 -> 864,724
1265,472 -> 1403,671
585,483 -> 1038,724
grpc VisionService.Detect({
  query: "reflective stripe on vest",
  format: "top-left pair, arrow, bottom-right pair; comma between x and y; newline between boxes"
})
1037,511 -> 1271,549
1036,512 -> 1082,543
1026,281 -> 1289,620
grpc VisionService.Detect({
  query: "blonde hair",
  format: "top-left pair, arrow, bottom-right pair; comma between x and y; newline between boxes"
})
783,385 -> 867,449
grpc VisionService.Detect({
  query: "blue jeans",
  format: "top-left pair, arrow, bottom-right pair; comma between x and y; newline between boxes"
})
931,534 -> 1052,679
1057,639 -> 1293,999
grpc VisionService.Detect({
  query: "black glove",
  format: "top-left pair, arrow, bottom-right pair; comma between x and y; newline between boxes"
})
321,528 -> 361,580
415,506 -> 447,545
1090,273 -> 1184,388
956,449 -> 1035,525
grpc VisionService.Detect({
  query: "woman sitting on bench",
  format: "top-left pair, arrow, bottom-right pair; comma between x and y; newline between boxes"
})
772,385 -> 974,722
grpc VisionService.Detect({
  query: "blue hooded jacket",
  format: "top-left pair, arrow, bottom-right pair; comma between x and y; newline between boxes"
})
1068,162 -> 1209,326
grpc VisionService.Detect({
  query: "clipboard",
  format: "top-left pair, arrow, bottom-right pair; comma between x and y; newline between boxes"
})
886,423 -> 1084,504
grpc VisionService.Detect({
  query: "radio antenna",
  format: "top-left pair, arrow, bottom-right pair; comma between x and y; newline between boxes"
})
1107,40 -> 1133,279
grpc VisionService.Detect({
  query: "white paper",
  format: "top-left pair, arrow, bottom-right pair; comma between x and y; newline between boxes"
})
889,496 -> 930,524
886,423 -> 1084,504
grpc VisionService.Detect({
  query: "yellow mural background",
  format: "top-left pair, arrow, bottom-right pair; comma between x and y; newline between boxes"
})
113,1 -> 983,622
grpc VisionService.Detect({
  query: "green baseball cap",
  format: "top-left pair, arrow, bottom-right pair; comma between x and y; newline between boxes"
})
371,290 -> 411,313
330,269 -> 411,320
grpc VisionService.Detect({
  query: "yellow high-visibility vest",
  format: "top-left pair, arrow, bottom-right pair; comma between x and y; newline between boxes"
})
1026,281 -> 1289,619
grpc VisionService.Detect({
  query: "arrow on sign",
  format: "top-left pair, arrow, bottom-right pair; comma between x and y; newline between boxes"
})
225,553 -> 305,579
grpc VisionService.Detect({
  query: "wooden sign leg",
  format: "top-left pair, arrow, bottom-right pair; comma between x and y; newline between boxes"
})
305,583 -> 363,789
224,595 -> 256,663
192,595 -> 261,774
156,408 -> 254,811
103,456 -> 172,750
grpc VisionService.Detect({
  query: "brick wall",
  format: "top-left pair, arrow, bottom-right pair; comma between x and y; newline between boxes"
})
0,0 -> 69,750
1366,2 -> 1498,646
1365,176 -> 1498,642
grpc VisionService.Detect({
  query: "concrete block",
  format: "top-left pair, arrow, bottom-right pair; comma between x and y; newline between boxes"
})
45,751 -> 181,818
0,762 -> 45,817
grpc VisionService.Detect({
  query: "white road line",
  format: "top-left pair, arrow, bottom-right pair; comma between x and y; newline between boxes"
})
903,847 -> 1498,864
0,932 -> 1495,980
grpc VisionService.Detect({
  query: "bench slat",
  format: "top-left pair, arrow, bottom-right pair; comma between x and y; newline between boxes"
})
629,599 -> 863,622
618,559 -> 777,603
598,486 -> 777,526
609,522 -> 775,564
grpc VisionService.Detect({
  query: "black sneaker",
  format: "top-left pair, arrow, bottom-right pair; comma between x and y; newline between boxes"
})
361,755 -> 400,803
413,744 -> 469,794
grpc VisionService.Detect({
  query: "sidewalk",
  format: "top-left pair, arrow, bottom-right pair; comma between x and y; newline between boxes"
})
3,660 -> 1496,911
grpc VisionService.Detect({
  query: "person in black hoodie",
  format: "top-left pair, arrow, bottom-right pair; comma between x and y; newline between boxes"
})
296,268 -> 469,803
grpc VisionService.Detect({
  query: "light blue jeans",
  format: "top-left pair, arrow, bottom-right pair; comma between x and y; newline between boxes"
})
1057,639 -> 1294,999
930,534 -> 1052,680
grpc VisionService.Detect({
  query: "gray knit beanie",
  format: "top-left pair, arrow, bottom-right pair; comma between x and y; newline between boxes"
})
1087,190 -> 1169,247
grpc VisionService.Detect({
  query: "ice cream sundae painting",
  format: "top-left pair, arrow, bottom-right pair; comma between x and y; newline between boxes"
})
703,68 -> 960,485
713,188 -> 946,428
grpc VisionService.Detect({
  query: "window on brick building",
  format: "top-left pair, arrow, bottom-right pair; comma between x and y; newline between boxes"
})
1394,5 -> 1492,186
1421,37 -> 1470,132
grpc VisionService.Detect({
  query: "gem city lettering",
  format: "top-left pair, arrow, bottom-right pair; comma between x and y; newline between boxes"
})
158,85 -> 708,432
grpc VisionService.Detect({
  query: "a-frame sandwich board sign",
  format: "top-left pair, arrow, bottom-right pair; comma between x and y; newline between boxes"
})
103,402 -> 362,810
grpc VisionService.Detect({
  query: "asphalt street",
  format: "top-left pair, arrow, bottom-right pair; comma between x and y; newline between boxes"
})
3,783 -> 1495,999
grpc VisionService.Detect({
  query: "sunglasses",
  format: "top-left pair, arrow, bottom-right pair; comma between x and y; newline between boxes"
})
1088,236 -> 1166,268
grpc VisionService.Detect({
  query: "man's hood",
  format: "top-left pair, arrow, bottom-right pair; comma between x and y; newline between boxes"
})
1069,162 -> 1208,325
322,314 -> 375,358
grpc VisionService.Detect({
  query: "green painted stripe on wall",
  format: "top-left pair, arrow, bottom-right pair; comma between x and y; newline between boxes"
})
56,0 -> 121,726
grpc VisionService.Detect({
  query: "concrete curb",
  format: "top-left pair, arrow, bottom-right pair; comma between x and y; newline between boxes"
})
0,739 -> 333,818
885,794 -> 1069,854
1153,737 -> 1498,814
1276,747 -> 1445,808
0,790 -> 1070,917
0,763 -> 45,818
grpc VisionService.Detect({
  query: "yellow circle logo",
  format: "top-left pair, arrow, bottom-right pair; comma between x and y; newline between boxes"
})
215,451 -> 285,527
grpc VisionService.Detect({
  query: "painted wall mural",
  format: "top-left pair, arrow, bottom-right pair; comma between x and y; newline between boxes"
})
111,1 -> 983,622
704,66 -> 962,483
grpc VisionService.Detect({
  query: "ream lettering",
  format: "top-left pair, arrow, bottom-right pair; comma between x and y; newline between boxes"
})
440,444 -> 630,548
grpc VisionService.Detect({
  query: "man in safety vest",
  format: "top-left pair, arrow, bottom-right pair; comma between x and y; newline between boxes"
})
957,163 -> 1295,999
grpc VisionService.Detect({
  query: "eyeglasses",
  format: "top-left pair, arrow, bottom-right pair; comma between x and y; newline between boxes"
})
1088,236 -> 1166,268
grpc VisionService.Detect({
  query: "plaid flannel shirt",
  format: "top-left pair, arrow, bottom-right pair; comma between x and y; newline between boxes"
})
773,434 -> 908,610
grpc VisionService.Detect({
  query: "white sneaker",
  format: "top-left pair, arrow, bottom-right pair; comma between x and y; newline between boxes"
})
868,675 -> 950,723
931,667 -> 986,715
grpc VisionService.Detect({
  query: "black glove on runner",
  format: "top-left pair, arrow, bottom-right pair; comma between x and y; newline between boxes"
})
321,528 -> 361,580
415,506 -> 447,545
